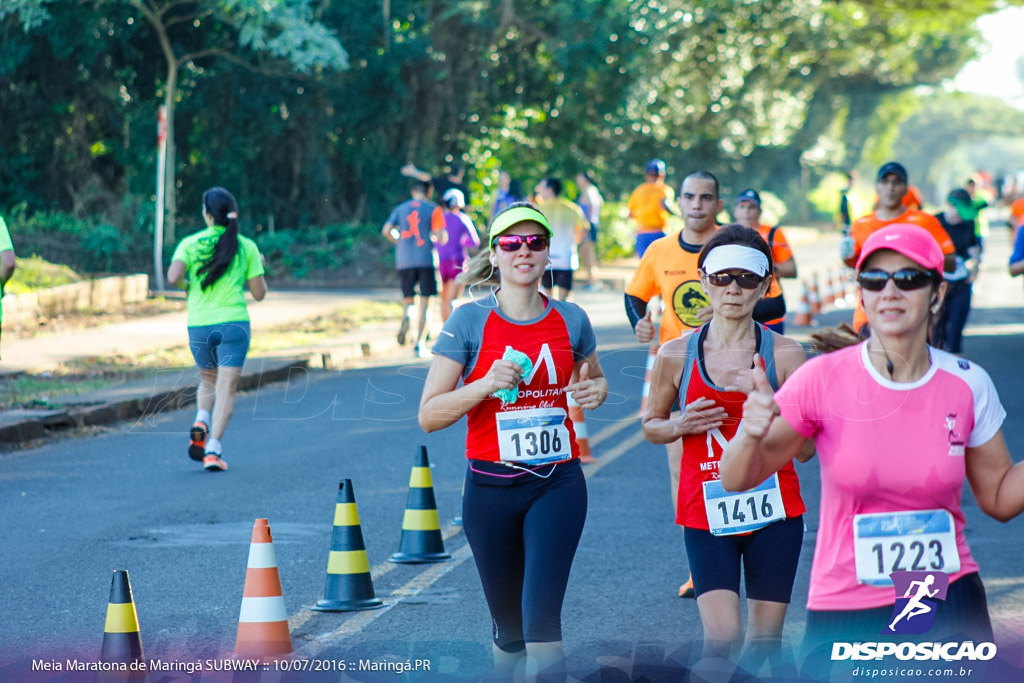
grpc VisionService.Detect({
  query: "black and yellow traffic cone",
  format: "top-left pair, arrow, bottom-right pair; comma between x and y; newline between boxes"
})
312,480 -> 384,612
99,570 -> 145,670
390,446 -> 451,564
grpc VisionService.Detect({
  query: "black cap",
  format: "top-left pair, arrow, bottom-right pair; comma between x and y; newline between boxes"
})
877,161 -> 908,183
735,189 -> 761,207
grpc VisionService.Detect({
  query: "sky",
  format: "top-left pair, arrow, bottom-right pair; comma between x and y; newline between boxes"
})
952,5 -> 1024,109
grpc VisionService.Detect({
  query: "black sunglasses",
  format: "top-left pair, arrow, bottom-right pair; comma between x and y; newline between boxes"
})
493,234 -> 550,252
858,268 -> 937,292
706,271 -> 764,289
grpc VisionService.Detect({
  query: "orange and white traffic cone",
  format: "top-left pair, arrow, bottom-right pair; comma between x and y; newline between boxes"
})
638,342 -> 659,418
832,270 -> 848,308
821,270 -> 835,307
792,284 -> 812,326
567,394 -> 594,463
99,570 -> 145,675
845,269 -> 859,305
235,518 -> 292,661
808,275 -> 822,315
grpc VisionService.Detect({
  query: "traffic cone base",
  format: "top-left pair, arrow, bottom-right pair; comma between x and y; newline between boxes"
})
390,447 -> 451,564
236,621 -> 292,657
313,482 -> 384,612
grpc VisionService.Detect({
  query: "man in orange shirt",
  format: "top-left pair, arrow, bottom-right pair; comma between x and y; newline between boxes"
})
846,162 -> 955,332
734,189 -> 798,333
627,159 -> 676,257
626,170 -> 720,599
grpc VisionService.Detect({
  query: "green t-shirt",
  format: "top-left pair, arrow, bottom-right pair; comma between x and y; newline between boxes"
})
0,215 -> 13,322
171,226 -> 264,327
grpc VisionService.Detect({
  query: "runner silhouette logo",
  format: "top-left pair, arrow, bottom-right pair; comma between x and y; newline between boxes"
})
883,571 -> 949,635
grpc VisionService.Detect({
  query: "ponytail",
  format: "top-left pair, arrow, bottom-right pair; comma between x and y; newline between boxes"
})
197,187 -> 241,289
456,249 -> 499,287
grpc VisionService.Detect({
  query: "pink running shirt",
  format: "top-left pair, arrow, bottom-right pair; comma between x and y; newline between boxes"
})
775,342 -> 1005,610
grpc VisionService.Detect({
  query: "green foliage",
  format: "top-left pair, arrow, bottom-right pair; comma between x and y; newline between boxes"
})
4,202 -> 151,274
1,0 -> 54,31
255,223 -> 393,283
595,201 -> 635,262
892,92 -> 1024,199
80,223 -> 128,273
2,0 -> 1020,280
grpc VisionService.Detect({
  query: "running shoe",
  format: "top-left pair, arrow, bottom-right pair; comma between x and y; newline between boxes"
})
678,574 -> 695,598
397,316 -> 410,345
188,421 -> 208,461
202,453 -> 228,471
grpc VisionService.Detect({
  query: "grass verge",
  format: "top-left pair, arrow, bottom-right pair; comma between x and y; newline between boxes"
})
0,300 -> 401,410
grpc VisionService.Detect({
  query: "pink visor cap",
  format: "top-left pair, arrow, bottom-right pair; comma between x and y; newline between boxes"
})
855,223 -> 944,272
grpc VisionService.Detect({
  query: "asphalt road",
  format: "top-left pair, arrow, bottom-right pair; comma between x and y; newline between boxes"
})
4,231 -> 1024,682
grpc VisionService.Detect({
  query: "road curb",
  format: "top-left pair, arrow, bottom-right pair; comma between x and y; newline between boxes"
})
0,357 -> 313,451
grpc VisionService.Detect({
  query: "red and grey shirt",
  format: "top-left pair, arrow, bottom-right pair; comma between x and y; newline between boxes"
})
676,323 -> 805,529
432,293 -> 597,462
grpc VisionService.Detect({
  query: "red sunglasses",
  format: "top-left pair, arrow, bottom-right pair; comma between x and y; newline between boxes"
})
493,234 -> 550,252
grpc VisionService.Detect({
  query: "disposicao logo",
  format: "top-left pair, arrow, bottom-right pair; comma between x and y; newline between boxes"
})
831,571 -> 997,662
885,571 -> 948,635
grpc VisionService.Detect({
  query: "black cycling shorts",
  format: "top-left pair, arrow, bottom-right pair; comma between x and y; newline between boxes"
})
541,268 -> 574,292
684,516 -> 803,603
398,267 -> 438,298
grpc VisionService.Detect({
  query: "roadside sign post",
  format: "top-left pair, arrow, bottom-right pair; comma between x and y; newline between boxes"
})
154,105 -> 167,291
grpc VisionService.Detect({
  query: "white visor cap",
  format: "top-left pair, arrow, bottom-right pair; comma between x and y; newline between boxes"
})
701,245 -> 770,277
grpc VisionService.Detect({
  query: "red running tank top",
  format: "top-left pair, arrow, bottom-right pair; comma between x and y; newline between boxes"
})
675,323 -> 805,529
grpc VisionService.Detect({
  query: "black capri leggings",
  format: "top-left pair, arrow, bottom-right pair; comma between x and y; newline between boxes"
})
462,458 -> 587,652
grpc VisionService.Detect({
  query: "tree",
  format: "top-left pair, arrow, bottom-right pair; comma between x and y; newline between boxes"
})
13,0 -> 347,242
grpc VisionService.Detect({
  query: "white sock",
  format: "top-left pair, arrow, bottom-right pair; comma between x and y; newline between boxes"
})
195,409 -> 212,426
205,437 -> 223,455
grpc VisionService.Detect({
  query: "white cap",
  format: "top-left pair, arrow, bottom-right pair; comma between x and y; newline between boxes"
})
442,188 -> 465,208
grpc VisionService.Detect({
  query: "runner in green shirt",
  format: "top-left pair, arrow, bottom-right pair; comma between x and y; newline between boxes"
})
0,214 -> 16,359
167,187 -> 267,471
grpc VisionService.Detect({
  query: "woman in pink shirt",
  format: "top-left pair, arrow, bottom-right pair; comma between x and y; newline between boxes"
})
720,224 -> 1024,674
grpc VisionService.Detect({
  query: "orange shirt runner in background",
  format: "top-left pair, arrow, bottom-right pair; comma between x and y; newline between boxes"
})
848,209 -> 954,331
627,182 -> 675,234
1010,197 -> 1024,236
902,185 -> 924,210
755,223 -> 792,327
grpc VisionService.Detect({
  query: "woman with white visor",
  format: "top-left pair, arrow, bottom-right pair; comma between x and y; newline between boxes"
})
643,224 -> 810,676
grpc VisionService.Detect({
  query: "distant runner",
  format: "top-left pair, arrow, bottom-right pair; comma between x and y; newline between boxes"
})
844,162 -> 955,333
627,159 -> 676,257
733,189 -> 798,333
167,187 -> 267,471
437,188 -> 480,322
382,180 -> 447,358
